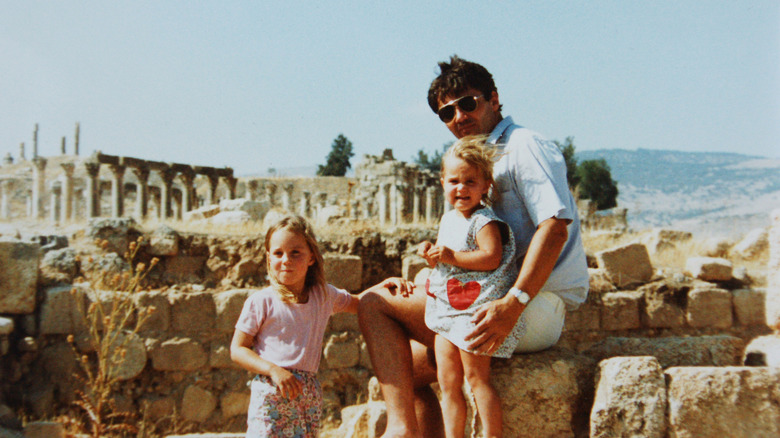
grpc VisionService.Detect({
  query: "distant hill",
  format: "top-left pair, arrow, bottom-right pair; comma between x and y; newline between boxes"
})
576,149 -> 780,238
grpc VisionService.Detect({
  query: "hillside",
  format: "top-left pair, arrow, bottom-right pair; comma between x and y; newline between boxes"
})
577,149 -> 780,238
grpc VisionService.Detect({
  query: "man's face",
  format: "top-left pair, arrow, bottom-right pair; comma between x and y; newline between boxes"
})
437,88 -> 502,139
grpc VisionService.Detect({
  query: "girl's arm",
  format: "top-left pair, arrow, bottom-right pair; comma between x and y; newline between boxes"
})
230,329 -> 303,399
427,221 -> 503,271
342,294 -> 360,313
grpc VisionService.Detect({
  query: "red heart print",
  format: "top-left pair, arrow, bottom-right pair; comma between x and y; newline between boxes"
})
446,278 -> 481,310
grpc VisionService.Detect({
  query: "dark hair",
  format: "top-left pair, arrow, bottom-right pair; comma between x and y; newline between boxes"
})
427,55 -> 501,113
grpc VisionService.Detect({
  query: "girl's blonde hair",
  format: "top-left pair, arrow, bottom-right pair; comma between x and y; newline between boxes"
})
441,134 -> 500,205
264,215 -> 326,304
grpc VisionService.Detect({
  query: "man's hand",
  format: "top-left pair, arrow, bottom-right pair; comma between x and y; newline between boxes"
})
464,295 -> 524,354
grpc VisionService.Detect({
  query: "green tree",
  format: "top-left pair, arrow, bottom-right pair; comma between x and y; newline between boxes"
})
554,136 -> 580,189
317,134 -> 355,176
413,141 -> 452,172
576,158 -> 619,210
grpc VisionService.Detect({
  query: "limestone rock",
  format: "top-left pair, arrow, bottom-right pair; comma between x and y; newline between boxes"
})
641,228 -> 692,254
219,198 -> 270,221
86,217 -> 141,255
733,227 -> 768,260
40,247 -> 79,284
210,210 -> 252,225
584,335 -> 744,368
0,318 -> 13,336
733,288 -> 766,326
220,391 -> 250,418
149,337 -> 208,371
401,255 -> 427,281
639,281 -> 686,328
685,256 -> 733,282
323,253 -> 363,291
181,385 -> 217,423
134,291 -> 171,334
0,240 -> 40,314
665,366 -> 780,438
600,291 -> 642,331
214,289 -> 250,334
183,204 -> 220,221
700,236 -> 732,257
38,284 -> 89,335
170,292 -> 216,333
686,286 -> 733,328
148,225 -> 180,256
22,422 -> 64,438
107,331 -> 147,381
588,268 -> 617,294
596,243 -> 653,288
335,402 -> 387,438
489,347 -> 595,438
323,333 -> 360,369
743,335 -> 780,367
590,356 -> 667,438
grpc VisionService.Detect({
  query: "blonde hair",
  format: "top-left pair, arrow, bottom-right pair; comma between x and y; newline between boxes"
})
441,134 -> 499,205
264,215 -> 326,304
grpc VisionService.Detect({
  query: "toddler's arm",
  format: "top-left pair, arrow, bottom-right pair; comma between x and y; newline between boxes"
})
230,329 -> 303,399
429,221 -> 503,271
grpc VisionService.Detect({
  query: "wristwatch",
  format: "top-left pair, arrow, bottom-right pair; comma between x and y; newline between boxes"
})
509,287 -> 531,305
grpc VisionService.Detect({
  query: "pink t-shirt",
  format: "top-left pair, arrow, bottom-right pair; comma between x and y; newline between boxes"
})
235,284 -> 353,373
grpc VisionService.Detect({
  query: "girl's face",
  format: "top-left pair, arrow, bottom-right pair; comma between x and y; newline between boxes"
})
267,227 -> 315,294
440,155 -> 491,217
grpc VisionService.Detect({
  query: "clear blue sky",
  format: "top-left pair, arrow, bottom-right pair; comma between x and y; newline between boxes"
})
2,1 -> 778,176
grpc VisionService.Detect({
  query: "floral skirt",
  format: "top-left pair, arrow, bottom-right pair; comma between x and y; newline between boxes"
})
246,370 -> 322,438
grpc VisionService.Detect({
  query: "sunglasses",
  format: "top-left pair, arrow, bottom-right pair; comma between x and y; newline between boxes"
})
437,95 -> 483,123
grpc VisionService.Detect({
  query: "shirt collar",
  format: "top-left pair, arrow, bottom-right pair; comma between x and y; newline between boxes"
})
487,116 -> 514,146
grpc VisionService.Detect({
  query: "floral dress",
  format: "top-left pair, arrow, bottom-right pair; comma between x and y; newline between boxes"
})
424,207 -> 524,358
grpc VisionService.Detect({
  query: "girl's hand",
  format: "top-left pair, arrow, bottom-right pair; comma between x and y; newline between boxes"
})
417,241 -> 436,267
381,277 -> 416,298
426,245 -> 454,265
269,366 -> 302,399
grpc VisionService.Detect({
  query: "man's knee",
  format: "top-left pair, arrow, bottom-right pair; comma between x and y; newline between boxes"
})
358,288 -> 386,323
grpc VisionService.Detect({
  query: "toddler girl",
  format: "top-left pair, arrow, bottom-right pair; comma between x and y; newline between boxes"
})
231,215 -> 359,437
418,135 -> 522,438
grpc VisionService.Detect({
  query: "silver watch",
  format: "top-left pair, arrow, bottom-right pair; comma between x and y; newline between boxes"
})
509,287 -> 531,305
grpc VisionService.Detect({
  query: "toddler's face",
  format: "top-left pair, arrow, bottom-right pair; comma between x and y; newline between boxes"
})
440,156 -> 490,217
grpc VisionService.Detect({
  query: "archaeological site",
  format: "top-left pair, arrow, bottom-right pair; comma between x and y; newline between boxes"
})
0,143 -> 778,437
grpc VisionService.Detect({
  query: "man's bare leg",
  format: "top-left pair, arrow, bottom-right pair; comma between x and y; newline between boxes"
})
411,339 -> 443,438
358,283 -> 441,438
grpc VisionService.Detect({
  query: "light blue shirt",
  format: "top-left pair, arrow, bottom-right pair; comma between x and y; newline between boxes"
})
488,117 -> 589,309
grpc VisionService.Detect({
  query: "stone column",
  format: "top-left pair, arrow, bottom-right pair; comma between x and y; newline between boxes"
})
0,180 -> 10,219
108,164 -> 126,217
132,167 -> 150,220
412,187 -> 422,223
159,168 -> 176,219
172,188 -> 182,220
299,190 -> 311,218
84,161 -> 101,218
224,176 -> 238,200
60,162 -> 75,222
425,186 -> 435,223
60,137 -> 66,155
265,183 -> 277,207
49,182 -> 61,223
389,183 -> 398,225
281,183 -> 293,212
378,183 -> 388,226
19,143 -> 25,161
177,169 -> 195,213
350,200 -> 359,220
74,122 -> 80,156
247,180 -> 259,201
205,173 -> 219,206
32,124 -> 38,159
397,183 -> 408,224
31,157 -> 47,219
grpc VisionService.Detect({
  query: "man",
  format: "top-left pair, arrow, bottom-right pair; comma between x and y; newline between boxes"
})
358,55 -> 589,438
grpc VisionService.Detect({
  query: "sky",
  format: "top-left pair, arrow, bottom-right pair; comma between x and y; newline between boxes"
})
1,1 -> 778,176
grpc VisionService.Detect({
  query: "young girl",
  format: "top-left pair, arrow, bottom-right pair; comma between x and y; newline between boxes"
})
417,136 -> 523,438
230,215 -> 359,437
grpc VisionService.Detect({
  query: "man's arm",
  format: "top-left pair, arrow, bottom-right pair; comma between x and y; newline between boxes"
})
464,216 -> 569,354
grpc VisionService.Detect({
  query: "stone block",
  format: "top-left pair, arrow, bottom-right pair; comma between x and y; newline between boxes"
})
220,391 -> 250,418
489,347 -> 595,438
639,281 -> 686,328
743,335 -> 780,367
214,289 -> 250,334
732,227 -> 768,260
162,255 -> 208,284
700,236 -> 732,257
0,317 -> 13,336
323,333 -> 360,369
590,356 -> 667,438
563,300 -> 600,331
733,288 -> 766,326
149,337 -> 208,371
685,256 -> 733,282
40,247 -> 79,284
327,312 -> 360,332
148,225 -> 180,256
38,284 -> 89,335
401,255 -> 427,281
134,291 -> 170,333
588,268 -> 616,293
209,342 -> 239,369
139,396 -> 175,421
181,385 -> 217,423
584,335 -> 744,368
170,292 -> 216,333
665,366 -> 780,438
323,253 -> 363,291
600,291 -> 642,331
641,228 -> 692,254
596,243 -> 653,288
23,421 -> 64,438
686,286 -> 733,328
0,240 -> 40,314
337,402 -> 387,438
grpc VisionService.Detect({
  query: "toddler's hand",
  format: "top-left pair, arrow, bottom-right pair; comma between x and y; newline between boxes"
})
269,366 -> 302,399
426,245 -> 453,265
417,241 -> 437,267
